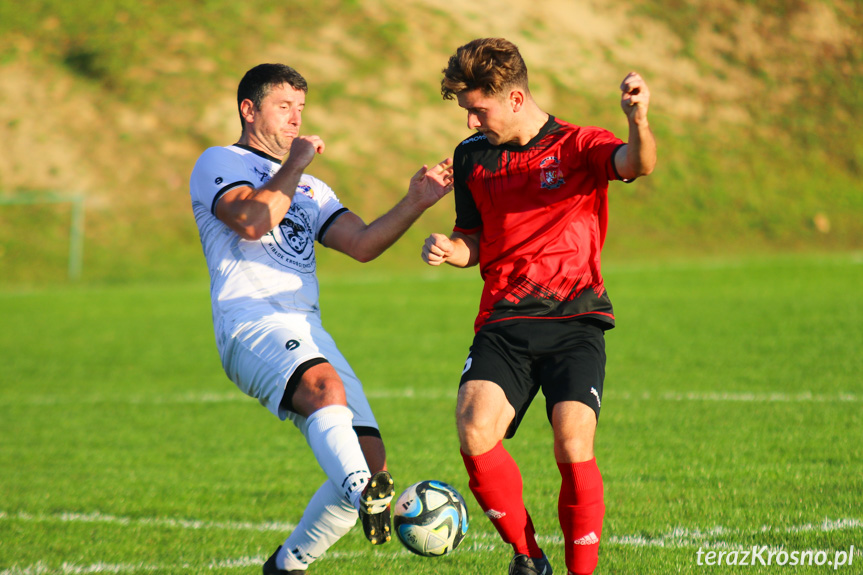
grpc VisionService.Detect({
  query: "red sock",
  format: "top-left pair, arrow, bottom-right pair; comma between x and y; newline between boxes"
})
462,442 -> 542,557
558,458 -> 605,575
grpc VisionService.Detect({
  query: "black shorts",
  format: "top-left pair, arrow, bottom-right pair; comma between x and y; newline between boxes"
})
459,319 -> 606,437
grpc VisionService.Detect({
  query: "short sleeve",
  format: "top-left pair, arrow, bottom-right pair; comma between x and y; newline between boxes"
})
452,147 -> 482,234
190,147 -> 255,215
301,175 -> 350,243
574,127 -> 626,183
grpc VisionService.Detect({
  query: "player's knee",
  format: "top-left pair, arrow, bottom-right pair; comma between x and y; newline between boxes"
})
310,376 -> 347,404
293,376 -> 347,415
554,434 -> 595,463
456,380 -> 513,454
552,404 -> 598,462
456,406 -> 506,454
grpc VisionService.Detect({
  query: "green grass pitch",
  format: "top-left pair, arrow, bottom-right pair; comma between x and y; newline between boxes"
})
1,253 -> 861,574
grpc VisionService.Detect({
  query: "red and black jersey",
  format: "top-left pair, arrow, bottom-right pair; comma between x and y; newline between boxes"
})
452,116 -> 627,333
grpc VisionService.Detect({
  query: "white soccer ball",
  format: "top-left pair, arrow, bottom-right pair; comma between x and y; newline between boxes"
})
393,480 -> 469,557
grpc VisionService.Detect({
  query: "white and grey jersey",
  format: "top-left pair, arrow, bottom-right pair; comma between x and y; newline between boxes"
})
189,144 -> 348,330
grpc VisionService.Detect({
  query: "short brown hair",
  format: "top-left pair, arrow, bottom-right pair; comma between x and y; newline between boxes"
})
237,63 -> 308,129
441,38 -> 529,100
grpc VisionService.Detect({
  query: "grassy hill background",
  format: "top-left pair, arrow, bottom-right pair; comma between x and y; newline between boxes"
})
0,0 -> 860,285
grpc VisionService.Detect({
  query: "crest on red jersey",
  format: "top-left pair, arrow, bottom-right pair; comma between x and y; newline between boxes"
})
539,156 -> 564,189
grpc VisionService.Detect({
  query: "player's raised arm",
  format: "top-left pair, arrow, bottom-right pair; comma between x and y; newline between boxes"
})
323,158 -> 454,263
216,135 -> 324,241
614,71 -> 656,181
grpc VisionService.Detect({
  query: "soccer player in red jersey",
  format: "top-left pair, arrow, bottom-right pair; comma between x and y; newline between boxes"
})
422,38 -> 656,575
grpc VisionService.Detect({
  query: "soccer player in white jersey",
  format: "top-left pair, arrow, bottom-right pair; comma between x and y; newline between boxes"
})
189,63 -> 454,574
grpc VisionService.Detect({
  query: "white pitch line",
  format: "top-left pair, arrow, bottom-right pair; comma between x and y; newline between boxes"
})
778,517 -> 863,533
0,391 -> 249,407
3,509 -> 861,543
533,518 -> 863,549
0,561 -> 156,575
0,510 -> 294,533
613,390 -> 861,403
1,515 -> 861,575
0,389 -> 859,408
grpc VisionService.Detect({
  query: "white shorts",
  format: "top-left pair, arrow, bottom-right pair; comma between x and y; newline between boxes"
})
217,310 -> 378,432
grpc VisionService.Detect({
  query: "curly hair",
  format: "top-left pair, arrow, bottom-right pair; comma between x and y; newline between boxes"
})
441,38 -> 529,100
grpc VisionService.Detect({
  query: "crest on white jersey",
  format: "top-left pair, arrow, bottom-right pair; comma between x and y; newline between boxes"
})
262,202 -> 316,273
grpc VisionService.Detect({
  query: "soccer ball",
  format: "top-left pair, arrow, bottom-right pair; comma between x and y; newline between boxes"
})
393,480 -> 469,557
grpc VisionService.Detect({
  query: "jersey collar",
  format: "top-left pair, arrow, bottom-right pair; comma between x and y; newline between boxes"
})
500,115 -> 557,152
232,143 -> 283,165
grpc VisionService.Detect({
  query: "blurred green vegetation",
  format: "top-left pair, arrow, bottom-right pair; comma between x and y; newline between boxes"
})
0,0 -> 860,285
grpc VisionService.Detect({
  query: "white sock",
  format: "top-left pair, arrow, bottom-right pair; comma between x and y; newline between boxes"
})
276,480 -> 357,571
303,405 -> 370,511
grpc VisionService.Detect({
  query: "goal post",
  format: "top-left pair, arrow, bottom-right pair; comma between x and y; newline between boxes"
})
0,192 -> 86,280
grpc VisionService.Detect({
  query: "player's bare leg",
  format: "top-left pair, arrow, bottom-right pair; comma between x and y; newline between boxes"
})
457,381 -> 552,574
359,435 -> 387,473
552,401 -> 597,463
293,363 -> 394,545
552,401 -> 604,575
264,374 -> 394,574
456,380 -> 514,456
291,362 -> 349,416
